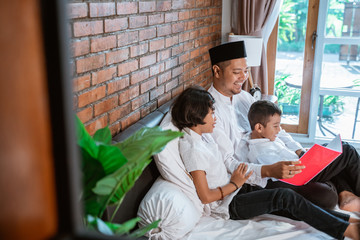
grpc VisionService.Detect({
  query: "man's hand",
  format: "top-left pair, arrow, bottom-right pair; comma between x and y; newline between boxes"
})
261,161 -> 305,179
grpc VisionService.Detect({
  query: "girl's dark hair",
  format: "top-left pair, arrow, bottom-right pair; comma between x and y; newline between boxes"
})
248,100 -> 282,130
171,85 -> 215,130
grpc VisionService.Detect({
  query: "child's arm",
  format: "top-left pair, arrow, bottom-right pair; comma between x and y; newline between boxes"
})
191,163 -> 252,204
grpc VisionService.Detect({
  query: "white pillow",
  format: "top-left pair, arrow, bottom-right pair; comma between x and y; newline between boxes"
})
137,177 -> 202,240
153,112 -> 204,213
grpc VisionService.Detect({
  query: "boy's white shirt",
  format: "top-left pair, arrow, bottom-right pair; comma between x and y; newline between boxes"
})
208,84 -> 304,186
179,128 -> 239,219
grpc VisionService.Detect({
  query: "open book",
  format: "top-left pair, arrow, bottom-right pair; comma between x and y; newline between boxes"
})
279,134 -> 343,186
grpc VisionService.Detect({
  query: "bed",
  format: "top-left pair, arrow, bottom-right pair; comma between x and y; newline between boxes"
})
109,100 -> 357,240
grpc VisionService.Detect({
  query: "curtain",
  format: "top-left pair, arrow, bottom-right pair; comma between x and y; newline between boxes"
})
231,0 -> 282,94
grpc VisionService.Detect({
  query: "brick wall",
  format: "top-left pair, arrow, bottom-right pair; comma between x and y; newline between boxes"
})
68,0 -> 222,136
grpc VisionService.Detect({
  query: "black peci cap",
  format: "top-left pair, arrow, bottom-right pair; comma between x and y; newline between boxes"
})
209,41 -> 247,66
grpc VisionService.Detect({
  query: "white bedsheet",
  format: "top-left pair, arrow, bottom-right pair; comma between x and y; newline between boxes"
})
183,209 -> 359,240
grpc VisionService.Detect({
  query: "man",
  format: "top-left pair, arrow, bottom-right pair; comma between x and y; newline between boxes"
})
208,41 -> 360,212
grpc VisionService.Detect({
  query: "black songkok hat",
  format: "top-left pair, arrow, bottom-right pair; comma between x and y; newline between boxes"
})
209,41 -> 247,66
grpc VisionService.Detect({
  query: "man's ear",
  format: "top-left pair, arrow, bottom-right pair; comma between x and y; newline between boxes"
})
212,65 -> 221,78
254,123 -> 263,133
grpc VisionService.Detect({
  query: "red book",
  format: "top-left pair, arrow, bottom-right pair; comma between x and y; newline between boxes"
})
280,134 -> 342,186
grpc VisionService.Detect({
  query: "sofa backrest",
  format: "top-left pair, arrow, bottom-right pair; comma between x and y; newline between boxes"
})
106,100 -> 173,224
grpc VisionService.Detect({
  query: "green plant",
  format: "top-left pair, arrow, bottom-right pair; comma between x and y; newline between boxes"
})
76,116 -> 183,237
275,74 -> 345,116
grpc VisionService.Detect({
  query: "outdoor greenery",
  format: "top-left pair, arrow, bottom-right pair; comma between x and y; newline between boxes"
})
76,116 -> 183,237
278,0 -> 349,53
275,74 -> 345,117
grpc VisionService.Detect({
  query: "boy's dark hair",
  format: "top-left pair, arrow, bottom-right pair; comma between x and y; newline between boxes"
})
171,85 -> 215,130
248,100 -> 282,130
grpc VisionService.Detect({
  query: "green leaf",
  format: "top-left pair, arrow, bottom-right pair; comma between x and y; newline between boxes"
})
93,126 -> 112,145
98,145 -> 127,175
128,219 -> 161,239
115,126 -> 183,163
105,217 -> 140,235
76,116 -> 99,159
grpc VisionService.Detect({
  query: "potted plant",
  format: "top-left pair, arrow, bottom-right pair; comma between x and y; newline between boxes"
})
76,116 -> 183,238
275,74 -> 344,117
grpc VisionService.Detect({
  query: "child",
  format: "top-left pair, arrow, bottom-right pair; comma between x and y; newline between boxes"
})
171,86 -> 359,240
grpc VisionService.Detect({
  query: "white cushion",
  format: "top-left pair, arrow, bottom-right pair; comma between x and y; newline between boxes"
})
137,177 -> 202,240
153,112 -> 204,213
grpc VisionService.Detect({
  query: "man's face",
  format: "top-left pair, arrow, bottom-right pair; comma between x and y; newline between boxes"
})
213,58 -> 249,98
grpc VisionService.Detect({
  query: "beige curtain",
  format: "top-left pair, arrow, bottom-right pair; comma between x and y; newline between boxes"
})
231,0 -> 279,94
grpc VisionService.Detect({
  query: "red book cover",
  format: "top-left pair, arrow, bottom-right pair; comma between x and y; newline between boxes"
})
279,134 -> 342,186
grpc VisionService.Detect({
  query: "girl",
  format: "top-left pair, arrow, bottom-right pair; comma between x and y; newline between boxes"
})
171,85 -> 359,240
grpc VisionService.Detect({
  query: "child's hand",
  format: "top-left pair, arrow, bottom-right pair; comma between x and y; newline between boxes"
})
230,163 -> 253,188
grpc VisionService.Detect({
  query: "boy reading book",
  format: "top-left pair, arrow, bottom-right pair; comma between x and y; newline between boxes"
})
241,100 -> 360,211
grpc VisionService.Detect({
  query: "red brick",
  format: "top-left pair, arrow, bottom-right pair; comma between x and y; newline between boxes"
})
184,0 -> 196,8
179,32 -> 190,43
165,12 -> 178,22
179,11 -> 190,20
117,2 -> 138,15
121,111 -> 140,130
157,49 -> 171,61
148,14 -> 164,25
185,20 -> 195,31
117,31 -> 138,47
92,67 -> 117,85
90,3 -> 115,17
119,86 -> 139,105
105,18 -> 128,33
131,93 -> 149,110
179,52 -> 190,64
74,21 -> 103,37
165,78 -> 178,92
150,62 -> 165,76
109,122 -> 121,136
118,60 -> 138,76
171,85 -> 184,97
190,10 -> 200,18
106,48 -> 129,65
76,54 -> 105,73
165,58 -> 178,70
130,43 -> 148,57
200,9 -> 209,17
171,44 -> 184,56
108,77 -> 130,94
91,35 -> 117,53
140,53 -> 156,68
129,16 -> 147,29
140,78 -> 156,94
73,74 -> 91,92
131,68 -> 149,84
172,66 -> 183,78
141,101 -> 157,118
85,115 -> 108,136
109,102 -> 131,123
94,95 -> 118,116
189,29 -> 199,39
150,86 -> 165,100
139,1 -> 156,13
199,27 -> 210,36
157,25 -> 171,37
165,36 -> 179,48
184,41 -> 193,51
72,39 -> 90,57
68,3 -> 88,19
139,28 -> 156,41
157,71 -> 171,85
156,1 -> 171,11
149,39 -> 165,52
190,48 -> 200,59
77,106 -> 93,123
78,86 -> 106,108
158,92 -> 171,106
172,0 -> 184,9
172,22 -> 185,33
